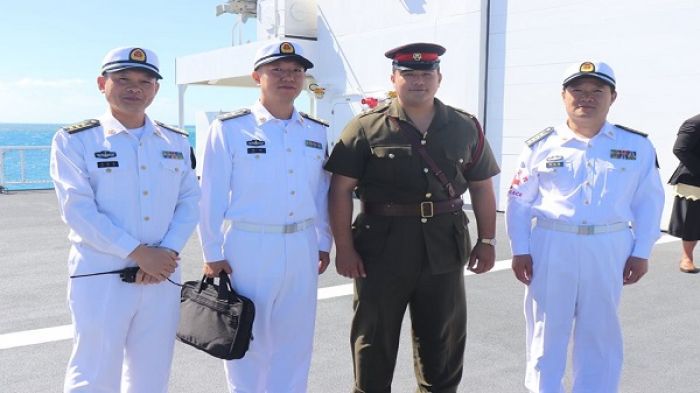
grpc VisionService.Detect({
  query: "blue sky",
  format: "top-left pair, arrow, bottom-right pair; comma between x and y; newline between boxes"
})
0,0 -> 267,125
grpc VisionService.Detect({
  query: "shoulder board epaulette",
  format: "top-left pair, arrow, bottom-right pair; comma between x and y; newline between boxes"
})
155,121 -> 188,136
218,109 -> 251,121
360,102 -> 391,117
300,112 -> 329,127
615,124 -> 648,138
525,127 -> 555,147
61,119 -> 100,134
452,107 -> 476,119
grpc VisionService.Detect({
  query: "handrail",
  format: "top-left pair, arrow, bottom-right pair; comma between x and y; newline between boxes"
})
0,146 -> 53,190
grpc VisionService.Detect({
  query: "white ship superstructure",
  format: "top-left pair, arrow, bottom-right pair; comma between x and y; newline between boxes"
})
176,0 -> 700,222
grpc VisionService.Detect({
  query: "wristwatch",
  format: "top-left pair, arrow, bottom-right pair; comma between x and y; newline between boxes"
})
478,238 -> 497,246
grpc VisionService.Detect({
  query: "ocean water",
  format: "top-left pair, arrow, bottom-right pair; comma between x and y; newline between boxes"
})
0,123 -> 196,191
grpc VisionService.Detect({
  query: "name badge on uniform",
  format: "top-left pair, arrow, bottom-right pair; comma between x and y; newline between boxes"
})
248,148 -> 266,154
610,149 -> 636,160
545,155 -> 564,168
246,139 -> 265,146
162,151 -> 184,160
305,140 -> 323,150
97,161 -> 119,168
94,150 -> 117,159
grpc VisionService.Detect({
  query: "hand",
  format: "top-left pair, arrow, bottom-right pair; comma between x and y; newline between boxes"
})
623,256 -> 648,285
203,260 -> 233,278
129,245 -> 179,282
335,247 -> 366,279
135,269 -> 160,285
318,251 -> 331,274
468,243 -> 495,274
511,254 -> 533,285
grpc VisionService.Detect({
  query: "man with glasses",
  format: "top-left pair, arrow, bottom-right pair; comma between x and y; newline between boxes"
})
198,40 -> 332,392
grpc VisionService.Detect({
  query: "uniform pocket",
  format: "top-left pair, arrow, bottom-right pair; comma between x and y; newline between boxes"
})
352,213 -> 391,262
367,145 -> 412,184
536,161 -> 577,194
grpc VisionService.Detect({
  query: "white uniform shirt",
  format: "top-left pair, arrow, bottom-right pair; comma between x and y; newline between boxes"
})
50,112 -> 200,275
506,122 -> 664,259
198,101 -> 332,262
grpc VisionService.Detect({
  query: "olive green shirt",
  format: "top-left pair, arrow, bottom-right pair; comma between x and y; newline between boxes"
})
325,98 -> 500,273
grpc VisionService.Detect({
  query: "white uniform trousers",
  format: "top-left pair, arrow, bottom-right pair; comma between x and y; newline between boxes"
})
222,225 -> 319,393
64,268 -> 181,393
524,226 -> 634,393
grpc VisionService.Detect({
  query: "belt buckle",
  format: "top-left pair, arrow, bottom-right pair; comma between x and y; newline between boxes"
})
577,225 -> 595,235
420,201 -> 434,218
284,223 -> 298,233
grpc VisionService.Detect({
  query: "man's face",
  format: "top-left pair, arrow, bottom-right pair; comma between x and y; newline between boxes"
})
391,68 -> 442,107
562,78 -> 616,124
252,59 -> 306,102
97,69 -> 159,118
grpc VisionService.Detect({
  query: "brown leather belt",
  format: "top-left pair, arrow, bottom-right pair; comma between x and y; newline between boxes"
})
361,197 -> 463,218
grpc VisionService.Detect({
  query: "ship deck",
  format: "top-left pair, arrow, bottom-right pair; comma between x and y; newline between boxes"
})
0,190 -> 697,392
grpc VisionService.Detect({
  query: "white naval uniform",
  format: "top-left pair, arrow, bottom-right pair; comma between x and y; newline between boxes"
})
198,101 -> 332,393
50,112 -> 200,393
506,122 -> 664,393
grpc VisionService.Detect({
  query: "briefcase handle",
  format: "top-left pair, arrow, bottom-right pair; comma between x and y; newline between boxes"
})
197,272 -> 234,301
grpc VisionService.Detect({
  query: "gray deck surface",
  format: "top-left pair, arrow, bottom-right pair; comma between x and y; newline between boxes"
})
0,190 -> 698,393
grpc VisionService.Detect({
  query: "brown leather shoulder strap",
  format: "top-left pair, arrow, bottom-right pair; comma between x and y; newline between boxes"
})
388,116 -> 456,198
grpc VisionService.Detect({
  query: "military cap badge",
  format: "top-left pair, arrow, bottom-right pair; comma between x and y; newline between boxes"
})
579,62 -> 595,73
280,42 -> 295,54
129,48 -> 147,63
412,53 -> 422,61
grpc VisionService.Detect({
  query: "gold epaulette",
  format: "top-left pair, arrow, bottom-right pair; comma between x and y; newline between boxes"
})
525,127 -> 555,147
61,119 -> 100,134
155,121 -> 188,136
615,124 -> 648,138
300,112 -> 329,127
218,109 -> 251,121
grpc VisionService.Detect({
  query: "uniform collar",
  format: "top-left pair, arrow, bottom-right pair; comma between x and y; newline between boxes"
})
100,112 -> 166,140
558,120 -> 615,143
386,98 -> 448,131
251,100 -> 303,126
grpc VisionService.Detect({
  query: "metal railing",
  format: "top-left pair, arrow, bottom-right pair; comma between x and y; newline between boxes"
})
0,146 -> 53,191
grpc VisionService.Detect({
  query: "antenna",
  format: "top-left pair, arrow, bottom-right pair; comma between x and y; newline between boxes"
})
215,0 -> 258,22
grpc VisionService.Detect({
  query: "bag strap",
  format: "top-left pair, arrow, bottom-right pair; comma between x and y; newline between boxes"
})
388,116 -> 456,198
197,272 -> 235,301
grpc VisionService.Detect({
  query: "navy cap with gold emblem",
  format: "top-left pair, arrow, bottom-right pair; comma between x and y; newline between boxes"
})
562,61 -> 615,88
384,42 -> 446,71
100,47 -> 162,79
254,41 -> 314,70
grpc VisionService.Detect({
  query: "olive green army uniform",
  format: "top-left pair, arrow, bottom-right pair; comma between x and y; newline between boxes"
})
325,98 -> 500,393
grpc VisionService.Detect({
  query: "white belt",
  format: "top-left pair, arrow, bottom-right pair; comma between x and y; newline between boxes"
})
535,218 -> 629,235
229,218 -> 315,234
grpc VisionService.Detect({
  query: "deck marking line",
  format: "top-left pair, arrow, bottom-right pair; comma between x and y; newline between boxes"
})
0,235 -> 679,350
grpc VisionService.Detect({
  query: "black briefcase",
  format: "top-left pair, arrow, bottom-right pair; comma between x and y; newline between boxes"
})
176,272 -> 255,360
